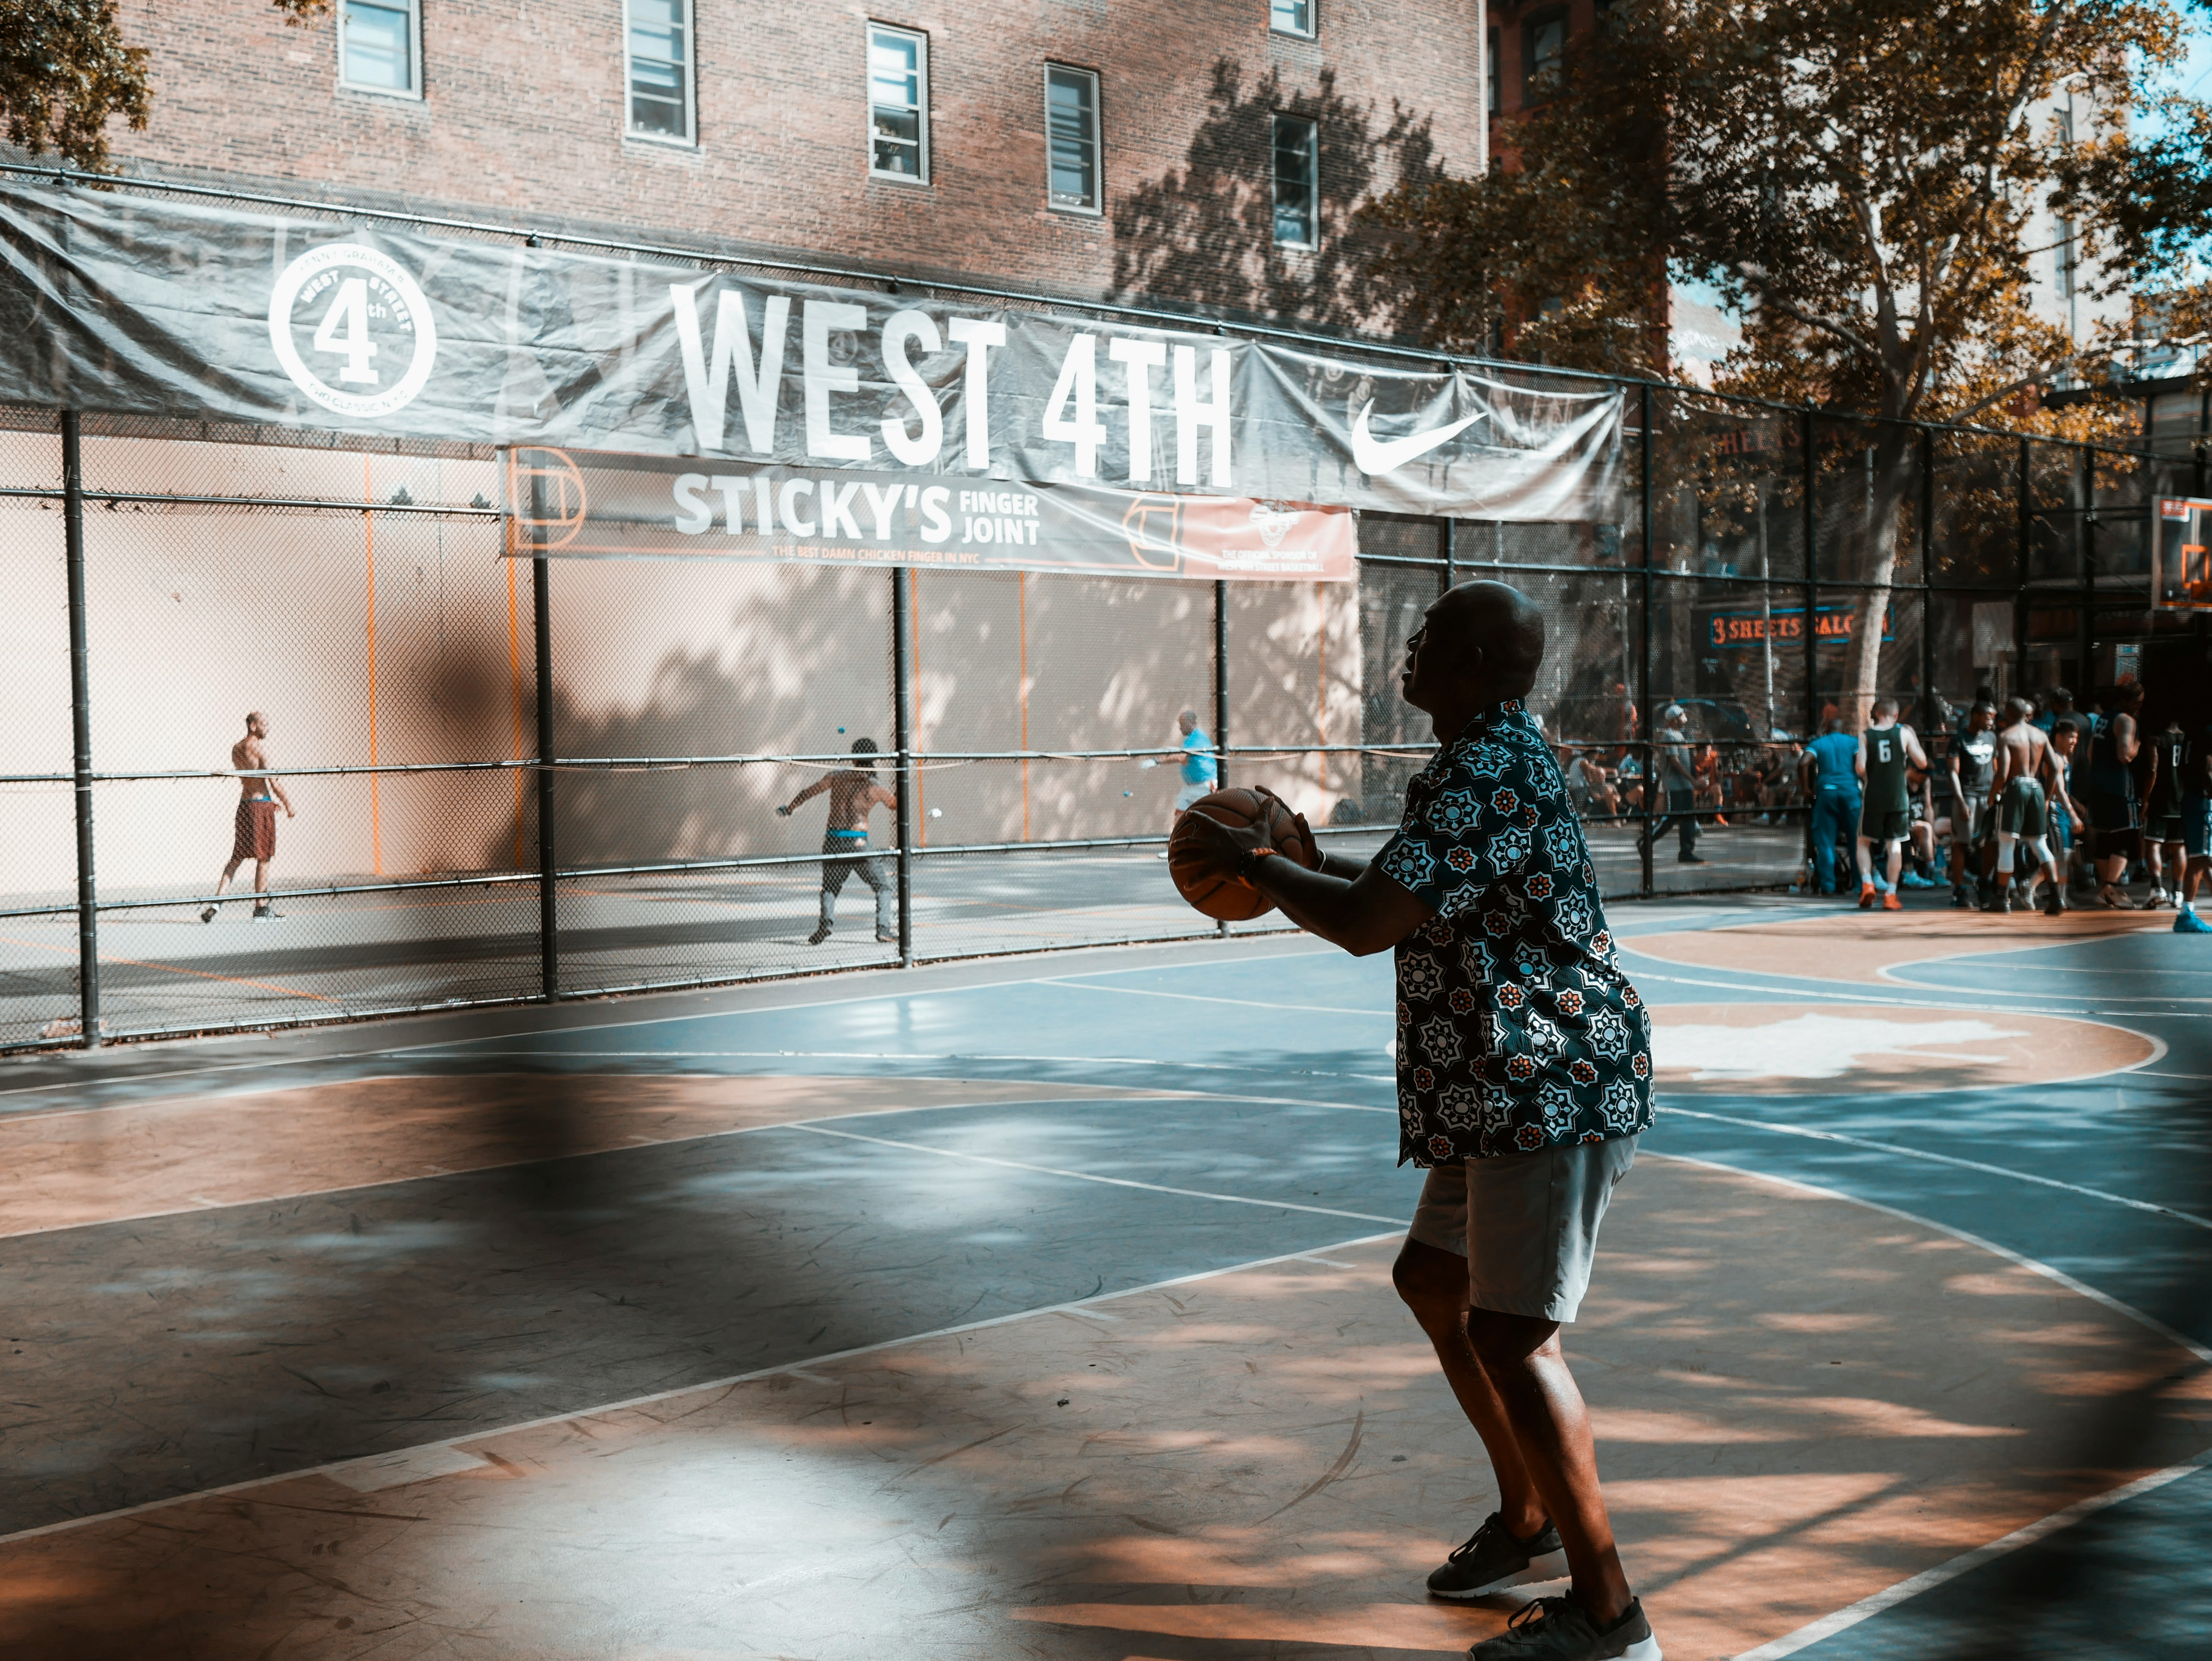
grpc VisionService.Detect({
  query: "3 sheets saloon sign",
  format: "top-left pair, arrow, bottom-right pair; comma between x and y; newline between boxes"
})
0,182 -> 1626,580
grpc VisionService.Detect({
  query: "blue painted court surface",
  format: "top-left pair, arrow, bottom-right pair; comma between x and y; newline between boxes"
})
0,893 -> 2203,1657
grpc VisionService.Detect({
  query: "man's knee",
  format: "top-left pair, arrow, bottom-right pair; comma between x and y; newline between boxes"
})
1392,1238 -> 1469,1328
1464,1305 -> 1562,1371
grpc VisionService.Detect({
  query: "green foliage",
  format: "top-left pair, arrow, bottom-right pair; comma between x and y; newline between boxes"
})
0,0 -> 150,170
1366,0 -> 2212,424
0,0 -> 328,172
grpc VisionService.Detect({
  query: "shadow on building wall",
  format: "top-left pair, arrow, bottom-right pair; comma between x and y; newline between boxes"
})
1109,64 -> 1441,332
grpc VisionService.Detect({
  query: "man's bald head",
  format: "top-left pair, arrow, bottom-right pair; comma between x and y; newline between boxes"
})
1433,579 -> 1545,698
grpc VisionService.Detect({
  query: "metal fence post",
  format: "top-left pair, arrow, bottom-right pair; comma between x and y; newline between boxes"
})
62,411 -> 100,1047
2015,437 -> 2032,690
892,567 -> 916,966
1638,385 -> 1655,898
1919,427 -> 1936,738
533,545 -> 558,1001
2076,443 -> 2094,687
1441,517 -> 1456,594
1214,578 -> 1230,937
1802,407 -> 1821,891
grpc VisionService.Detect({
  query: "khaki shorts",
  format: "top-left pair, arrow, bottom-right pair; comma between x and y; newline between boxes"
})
1407,1135 -> 1639,1322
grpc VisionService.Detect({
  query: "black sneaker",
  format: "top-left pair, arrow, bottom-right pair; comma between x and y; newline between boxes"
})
807,924 -> 832,945
250,903 -> 283,920
1676,853 -> 1706,864
199,906 -> 218,924
1427,1513 -> 1564,1600
876,930 -> 897,945
1468,1591 -> 1660,1660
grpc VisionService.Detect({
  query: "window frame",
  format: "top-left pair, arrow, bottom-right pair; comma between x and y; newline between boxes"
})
1268,0 -> 1317,41
1043,63 -> 1103,216
338,0 -> 423,101
1270,113 -> 1319,250
1521,8 -> 1568,107
1486,25 -> 1500,118
623,0 -> 697,147
866,22 -> 931,186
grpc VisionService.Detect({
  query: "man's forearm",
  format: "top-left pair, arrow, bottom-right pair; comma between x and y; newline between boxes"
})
1250,859 -> 1404,956
1317,850 -> 1368,881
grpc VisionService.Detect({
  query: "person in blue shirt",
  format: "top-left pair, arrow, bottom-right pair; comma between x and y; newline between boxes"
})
1796,717 -> 1861,895
1172,708 -> 1217,814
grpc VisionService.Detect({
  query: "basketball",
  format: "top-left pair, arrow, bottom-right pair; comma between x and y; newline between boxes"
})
1167,787 -> 1319,920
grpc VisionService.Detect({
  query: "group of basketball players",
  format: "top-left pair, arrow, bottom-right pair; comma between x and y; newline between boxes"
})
1804,686 -> 2212,930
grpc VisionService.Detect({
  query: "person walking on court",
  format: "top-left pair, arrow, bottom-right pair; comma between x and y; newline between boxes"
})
1171,708 -> 1218,815
778,738 -> 897,946
1942,700 -> 1998,908
2142,715 -> 2188,908
2173,717 -> 2212,933
200,711 -> 294,922
1636,704 -> 1704,864
1984,699 -> 2065,915
1797,716 -> 1860,896
1180,580 -> 1662,1661
1854,697 -> 1927,912
2077,683 -> 2144,909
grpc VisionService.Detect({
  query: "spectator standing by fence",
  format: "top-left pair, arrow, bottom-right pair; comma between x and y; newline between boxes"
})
1637,706 -> 1705,864
1943,699 -> 1998,908
1799,717 -> 1860,896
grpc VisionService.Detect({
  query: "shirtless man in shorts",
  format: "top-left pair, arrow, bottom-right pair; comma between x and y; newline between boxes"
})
778,738 -> 898,946
201,711 -> 295,922
1984,698 -> 2064,915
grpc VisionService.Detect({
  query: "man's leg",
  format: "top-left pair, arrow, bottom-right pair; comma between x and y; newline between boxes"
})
1392,1240 -> 1545,1539
812,857 -> 848,942
252,857 -> 270,897
203,855 -> 243,922
860,855 -> 895,940
1463,1308 -> 1631,1627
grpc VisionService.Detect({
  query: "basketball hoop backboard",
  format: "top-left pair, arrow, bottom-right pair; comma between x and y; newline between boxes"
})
2154,497 -> 2212,610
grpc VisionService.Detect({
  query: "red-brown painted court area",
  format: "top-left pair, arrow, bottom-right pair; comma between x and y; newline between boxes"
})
0,895 -> 2204,1659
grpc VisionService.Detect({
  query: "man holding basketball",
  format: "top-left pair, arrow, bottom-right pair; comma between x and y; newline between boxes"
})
1180,580 -> 1659,1661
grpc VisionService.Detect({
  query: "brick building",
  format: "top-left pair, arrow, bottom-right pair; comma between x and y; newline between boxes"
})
111,0 -> 1486,329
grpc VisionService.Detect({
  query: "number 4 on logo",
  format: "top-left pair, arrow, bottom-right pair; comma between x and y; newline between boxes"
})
313,277 -> 381,385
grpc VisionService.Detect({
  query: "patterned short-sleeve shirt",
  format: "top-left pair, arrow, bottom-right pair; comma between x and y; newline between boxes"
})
1376,699 -> 1654,1166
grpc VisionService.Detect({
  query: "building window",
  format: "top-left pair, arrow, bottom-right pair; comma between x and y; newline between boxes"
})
868,24 -> 929,182
625,0 -> 694,142
1523,10 -> 1567,105
1046,66 -> 1102,212
1270,0 -> 1315,38
1486,26 -> 1500,117
340,0 -> 420,97
1272,115 -> 1317,247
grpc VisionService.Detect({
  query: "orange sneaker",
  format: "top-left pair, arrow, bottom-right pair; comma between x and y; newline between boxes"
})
1857,883 -> 1876,910
1882,891 -> 1903,911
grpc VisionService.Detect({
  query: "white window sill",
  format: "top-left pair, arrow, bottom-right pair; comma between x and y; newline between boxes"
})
338,81 -> 425,102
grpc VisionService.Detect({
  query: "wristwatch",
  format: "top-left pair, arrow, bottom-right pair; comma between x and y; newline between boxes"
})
1235,845 -> 1280,881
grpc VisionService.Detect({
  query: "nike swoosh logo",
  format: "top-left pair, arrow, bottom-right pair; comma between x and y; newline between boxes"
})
1348,399 -> 1484,475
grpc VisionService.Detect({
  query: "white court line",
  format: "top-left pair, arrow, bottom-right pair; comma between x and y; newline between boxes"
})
0,944 -> 1339,1102
1732,1452 -> 2211,1660
1649,1150 -> 2212,1368
1037,979 -> 1387,1017
417,1048 -> 1400,1083
1621,964 -> 2184,1059
0,1084 -> 1386,1239
791,1122 -> 1407,1226
1660,1105 -> 2212,1231
0,1228 -> 1402,1549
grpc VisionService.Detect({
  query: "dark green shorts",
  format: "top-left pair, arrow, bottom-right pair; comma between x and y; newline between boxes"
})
1858,807 -> 1912,844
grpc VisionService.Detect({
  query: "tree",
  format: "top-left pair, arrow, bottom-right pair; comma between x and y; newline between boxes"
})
1366,0 -> 2212,721
1,0 -> 327,172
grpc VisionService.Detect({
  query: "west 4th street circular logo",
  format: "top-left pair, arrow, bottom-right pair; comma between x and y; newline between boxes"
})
267,243 -> 438,419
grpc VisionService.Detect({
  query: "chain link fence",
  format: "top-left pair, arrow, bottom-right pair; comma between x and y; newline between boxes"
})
0,368 -> 2201,1050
